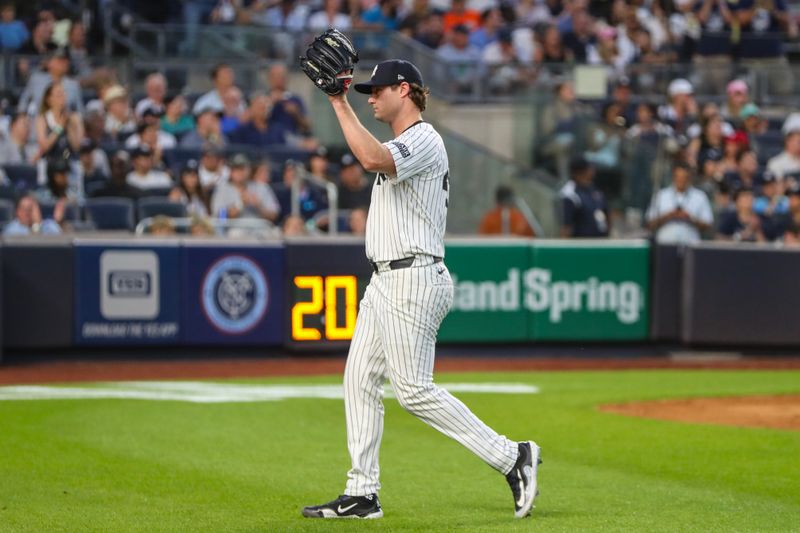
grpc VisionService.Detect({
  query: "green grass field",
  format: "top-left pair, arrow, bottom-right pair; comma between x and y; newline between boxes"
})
1,369 -> 799,532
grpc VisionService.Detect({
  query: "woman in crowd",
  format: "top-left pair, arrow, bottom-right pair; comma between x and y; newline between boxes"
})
169,160 -> 211,218
718,130 -> 749,177
160,94 -> 195,140
33,81 -> 83,164
687,112 -> 725,172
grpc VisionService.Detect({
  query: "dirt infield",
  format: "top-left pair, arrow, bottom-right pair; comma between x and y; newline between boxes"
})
602,395 -> 800,431
1,355 -> 800,385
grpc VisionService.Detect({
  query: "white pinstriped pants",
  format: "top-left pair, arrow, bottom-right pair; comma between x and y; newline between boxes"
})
343,259 -> 519,496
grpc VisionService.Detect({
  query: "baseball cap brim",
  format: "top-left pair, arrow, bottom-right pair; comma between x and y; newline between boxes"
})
354,79 -> 385,94
353,59 -> 423,94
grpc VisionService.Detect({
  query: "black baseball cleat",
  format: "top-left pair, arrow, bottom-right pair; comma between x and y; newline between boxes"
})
505,441 -> 542,518
301,494 -> 383,519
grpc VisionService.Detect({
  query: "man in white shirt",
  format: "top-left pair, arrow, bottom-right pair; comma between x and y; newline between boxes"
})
767,113 -> 800,180
192,63 -> 238,115
306,0 -> 351,31
211,153 -> 280,222
126,145 -> 173,190
134,72 -> 168,118
198,145 -> 230,191
646,162 -> 713,244
124,113 -> 177,152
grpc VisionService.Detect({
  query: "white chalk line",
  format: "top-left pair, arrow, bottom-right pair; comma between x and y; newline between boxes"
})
0,382 -> 539,404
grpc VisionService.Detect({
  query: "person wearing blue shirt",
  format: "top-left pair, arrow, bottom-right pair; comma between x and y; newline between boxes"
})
469,8 -> 503,51
229,93 -> 287,148
266,63 -> 311,137
357,0 -> 402,52
0,3 -> 29,51
753,172 -> 789,218
361,0 -> 402,30
3,194 -> 61,236
436,24 -> 482,94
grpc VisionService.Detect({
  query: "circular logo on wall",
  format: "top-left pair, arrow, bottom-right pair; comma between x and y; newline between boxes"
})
202,255 -> 268,334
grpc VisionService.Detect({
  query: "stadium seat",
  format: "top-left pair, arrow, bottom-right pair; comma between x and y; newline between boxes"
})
2,164 -> 38,191
84,177 -> 109,197
137,197 -> 187,221
0,198 -> 14,224
0,184 -> 16,201
84,197 -> 136,231
138,186 -> 174,198
39,201 -> 81,222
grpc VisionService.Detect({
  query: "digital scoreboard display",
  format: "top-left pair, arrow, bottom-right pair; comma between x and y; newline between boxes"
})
285,239 -> 372,350
291,275 -> 359,341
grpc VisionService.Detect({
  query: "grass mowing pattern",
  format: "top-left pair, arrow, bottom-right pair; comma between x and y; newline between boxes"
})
0,370 -> 798,532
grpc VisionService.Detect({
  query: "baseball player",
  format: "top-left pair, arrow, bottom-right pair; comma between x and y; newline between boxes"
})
299,31 -> 541,520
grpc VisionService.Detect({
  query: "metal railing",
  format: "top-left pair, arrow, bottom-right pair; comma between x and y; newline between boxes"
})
135,216 -> 280,237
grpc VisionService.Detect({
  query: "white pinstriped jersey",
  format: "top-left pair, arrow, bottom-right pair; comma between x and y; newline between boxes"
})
344,122 -> 520,499
365,121 -> 450,262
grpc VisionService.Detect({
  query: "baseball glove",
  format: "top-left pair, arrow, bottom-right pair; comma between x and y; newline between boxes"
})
299,29 -> 359,96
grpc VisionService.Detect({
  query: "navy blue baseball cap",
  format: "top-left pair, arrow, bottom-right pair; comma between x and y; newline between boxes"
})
354,59 -> 424,94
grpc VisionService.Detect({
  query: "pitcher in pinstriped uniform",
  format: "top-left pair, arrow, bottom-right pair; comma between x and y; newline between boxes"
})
302,59 -> 542,520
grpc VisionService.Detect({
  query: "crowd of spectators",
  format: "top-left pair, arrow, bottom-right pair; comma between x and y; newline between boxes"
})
93,0 -> 798,96
0,4 -> 377,237
548,67 -> 800,246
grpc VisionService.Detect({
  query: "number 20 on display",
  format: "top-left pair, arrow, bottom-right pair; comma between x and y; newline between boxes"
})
291,275 -> 358,341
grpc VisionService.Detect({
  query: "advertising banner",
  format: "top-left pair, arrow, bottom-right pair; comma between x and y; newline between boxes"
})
439,240 -> 530,342
74,241 -> 181,345
529,240 -> 650,340
182,242 -> 285,345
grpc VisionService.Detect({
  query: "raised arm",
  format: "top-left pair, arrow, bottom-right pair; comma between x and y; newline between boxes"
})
328,94 -> 396,175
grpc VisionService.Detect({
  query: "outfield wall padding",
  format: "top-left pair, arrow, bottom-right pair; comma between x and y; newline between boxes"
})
682,244 -> 800,345
650,244 -> 682,342
2,237 -> 800,351
2,237 -> 73,348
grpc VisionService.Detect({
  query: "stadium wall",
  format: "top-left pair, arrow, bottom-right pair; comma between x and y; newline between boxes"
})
0,236 -> 795,355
